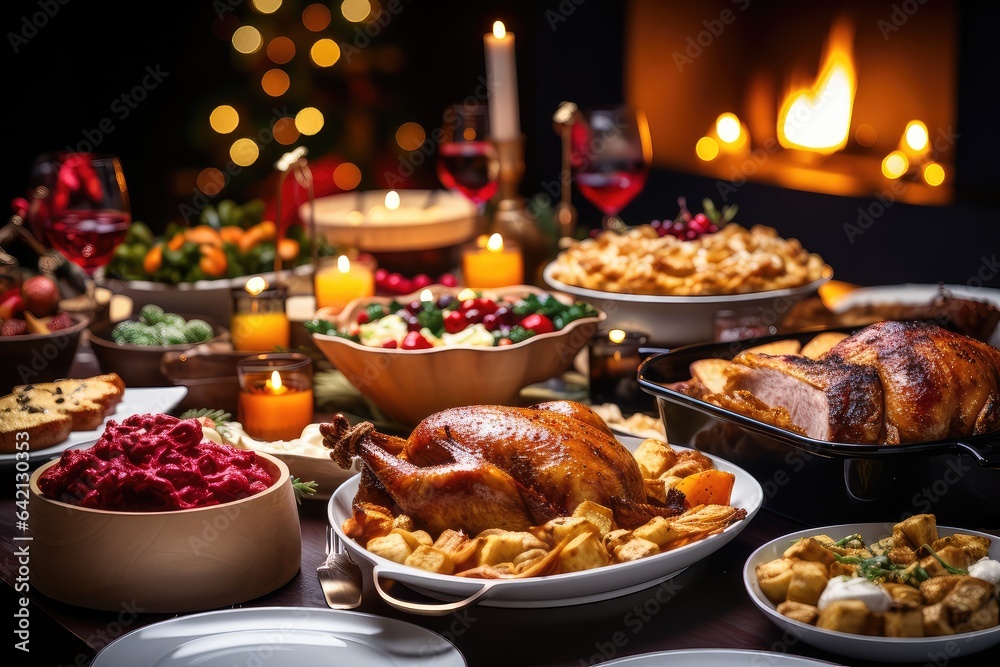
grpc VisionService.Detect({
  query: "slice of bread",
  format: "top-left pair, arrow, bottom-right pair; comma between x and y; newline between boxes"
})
0,373 -> 126,452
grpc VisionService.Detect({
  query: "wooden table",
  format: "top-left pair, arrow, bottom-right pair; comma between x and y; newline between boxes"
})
2,342 -> 997,666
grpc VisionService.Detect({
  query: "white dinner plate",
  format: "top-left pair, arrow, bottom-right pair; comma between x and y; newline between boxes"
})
832,283 -> 1000,347
744,522 -> 1000,663
90,607 -> 465,666
328,436 -> 764,611
0,385 -> 188,467
599,648 -> 845,666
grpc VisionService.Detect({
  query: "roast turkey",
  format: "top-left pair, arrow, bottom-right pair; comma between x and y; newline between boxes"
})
320,400 -> 684,537
711,321 -> 1000,444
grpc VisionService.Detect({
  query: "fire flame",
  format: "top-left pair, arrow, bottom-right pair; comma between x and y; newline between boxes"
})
777,18 -> 857,154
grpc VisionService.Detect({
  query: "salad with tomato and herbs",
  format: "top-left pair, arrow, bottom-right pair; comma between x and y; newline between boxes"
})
305,291 -> 601,350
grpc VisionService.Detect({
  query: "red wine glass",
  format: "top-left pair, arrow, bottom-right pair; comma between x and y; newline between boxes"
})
29,152 -> 131,311
436,103 -> 500,218
571,105 -> 652,232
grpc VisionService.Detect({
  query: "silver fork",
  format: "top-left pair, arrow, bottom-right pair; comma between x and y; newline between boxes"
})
317,524 -> 363,609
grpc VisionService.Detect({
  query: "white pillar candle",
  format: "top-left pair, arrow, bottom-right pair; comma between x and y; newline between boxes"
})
483,20 -> 520,141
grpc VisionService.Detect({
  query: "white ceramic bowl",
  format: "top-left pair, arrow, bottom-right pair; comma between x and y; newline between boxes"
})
543,261 -> 832,347
328,436 -> 764,612
311,285 -> 606,426
743,522 -> 1000,663
28,450 -> 301,613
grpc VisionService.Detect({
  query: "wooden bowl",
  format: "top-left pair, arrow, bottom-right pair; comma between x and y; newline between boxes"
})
28,450 -> 301,613
311,285 -> 605,426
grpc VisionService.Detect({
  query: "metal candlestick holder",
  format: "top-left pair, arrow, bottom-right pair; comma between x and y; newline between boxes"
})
491,135 -> 549,285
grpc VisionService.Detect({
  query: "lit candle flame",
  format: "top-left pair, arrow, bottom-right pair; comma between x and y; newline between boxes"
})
245,275 -> 268,296
337,254 -> 351,273
385,190 -> 400,210
904,120 -> 929,152
716,113 -> 742,144
608,329 -> 627,344
266,370 -> 283,391
493,21 -> 506,39
486,233 -> 504,252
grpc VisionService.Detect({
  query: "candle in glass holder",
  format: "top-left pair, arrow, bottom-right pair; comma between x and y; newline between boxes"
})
314,254 -> 376,313
230,276 -> 290,352
461,233 -> 523,288
588,328 -> 652,411
237,352 -> 313,442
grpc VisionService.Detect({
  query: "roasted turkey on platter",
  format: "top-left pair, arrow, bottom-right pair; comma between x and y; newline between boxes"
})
320,401 -> 696,539
671,321 -> 1000,445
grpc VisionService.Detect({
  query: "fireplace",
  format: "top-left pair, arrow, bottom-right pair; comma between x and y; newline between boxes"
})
624,0 -> 957,206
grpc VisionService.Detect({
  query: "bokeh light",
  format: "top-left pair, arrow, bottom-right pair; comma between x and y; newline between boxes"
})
209,105 -> 239,134
261,68 -> 290,96
232,25 -> 263,54
333,162 -> 362,190
230,138 -> 260,166
395,122 -> 425,150
295,107 -> 325,135
252,0 -> 282,13
267,36 -> 296,64
881,150 -> 909,179
696,136 -> 719,161
341,0 -> 371,23
310,39 -> 341,67
854,123 -> 878,147
715,113 -> 742,144
302,3 -> 331,31
273,117 -> 300,145
197,168 -> 225,196
923,162 -> 945,186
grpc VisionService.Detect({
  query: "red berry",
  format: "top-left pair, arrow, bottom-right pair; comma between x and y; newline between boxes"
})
381,339 -> 398,349
384,273 -> 406,293
411,273 -> 432,290
481,313 -> 499,331
356,311 -> 370,325
438,273 -> 458,288
519,313 -> 554,335
2,318 -> 27,336
21,275 -> 61,317
46,312 -> 75,331
374,268 -> 389,284
401,330 -> 432,350
497,338 -> 513,346
443,310 -> 465,334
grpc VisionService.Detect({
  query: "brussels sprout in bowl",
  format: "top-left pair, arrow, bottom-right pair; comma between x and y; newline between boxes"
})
89,307 -> 230,388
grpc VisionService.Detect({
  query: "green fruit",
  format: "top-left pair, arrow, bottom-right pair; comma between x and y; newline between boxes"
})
112,321 -> 158,346
138,304 -> 166,326
217,199 -> 244,228
182,319 -> 214,343
126,221 -> 154,248
157,326 -> 188,345
161,312 -> 186,328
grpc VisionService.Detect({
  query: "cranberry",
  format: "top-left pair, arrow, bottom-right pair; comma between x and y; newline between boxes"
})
401,330 -> 433,350
356,311 -> 370,325
382,339 -> 398,349
464,308 -> 483,324
411,273 -> 432,290
493,305 -> 514,326
385,273 -> 406,293
374,268 -> 389,284
473,297 -> 498,315
438,273 -> 458,288
520,313 -> 554,334
406,300 -> 424,314
481,313 -> 499,331
443,310 -> 466,334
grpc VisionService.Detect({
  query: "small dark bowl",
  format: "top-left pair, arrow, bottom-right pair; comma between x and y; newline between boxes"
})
0,313 -> 92,394
88,315 -> 230,388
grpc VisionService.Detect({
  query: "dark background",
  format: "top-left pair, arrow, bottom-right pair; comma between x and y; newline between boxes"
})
2,0 -> 998,288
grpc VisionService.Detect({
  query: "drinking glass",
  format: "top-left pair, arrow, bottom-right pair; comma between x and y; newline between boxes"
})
570,105 -> 652,231
436,103 -> 500,216
28,152 -> 131,311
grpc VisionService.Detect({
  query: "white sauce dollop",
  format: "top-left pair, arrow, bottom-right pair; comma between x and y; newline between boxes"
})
968,557 -> 1000,597
817,575 -> 893,613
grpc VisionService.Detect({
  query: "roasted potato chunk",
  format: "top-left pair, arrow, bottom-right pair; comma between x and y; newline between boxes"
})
572,501 -> 615,537
883,609 -> 924,637
787,560 -> 829,606
366,532 -> 414,564
776,600 -> 819,624
928,534 -> 991,562
756,557 -> 796,604
922,602 -> 956,636
883,582 -> 924,608
404,545 -> 455,574
632,438 -> 677,478
893,514 -> 938,551
559,532 -> 611,572
614,537 -> 660,563
956,598 -> 999,633
816,600 -> 872,634
921,575 -> 965,605
783,537 -> 835,566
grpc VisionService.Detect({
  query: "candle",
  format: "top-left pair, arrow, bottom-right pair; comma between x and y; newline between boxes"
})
461,232 -> 523,288
588,328 -> 650,410
314,254 -> 376,313
237,353 -> 313,442
484,20 -> 520,141
231,276 -> 290,352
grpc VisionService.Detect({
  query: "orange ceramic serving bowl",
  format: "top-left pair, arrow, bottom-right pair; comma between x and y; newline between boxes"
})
311,285 -> 606,426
